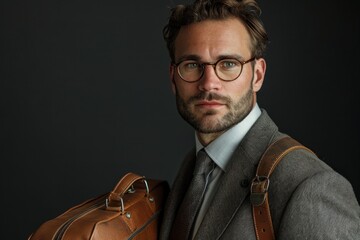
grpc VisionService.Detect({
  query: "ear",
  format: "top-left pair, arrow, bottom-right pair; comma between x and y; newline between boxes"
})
252,58 -> 266,92
170,64 -> 176,94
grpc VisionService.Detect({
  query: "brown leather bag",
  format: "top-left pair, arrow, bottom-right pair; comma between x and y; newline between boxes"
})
29,172 -> 169,240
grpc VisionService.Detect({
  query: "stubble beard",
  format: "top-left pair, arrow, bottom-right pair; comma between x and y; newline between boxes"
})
175,86 -> 254,134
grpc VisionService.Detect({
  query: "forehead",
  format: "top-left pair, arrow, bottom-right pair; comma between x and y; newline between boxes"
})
174,18 -> 252,61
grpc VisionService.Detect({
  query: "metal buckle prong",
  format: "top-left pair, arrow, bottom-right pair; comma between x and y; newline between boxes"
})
250,176 -> 270,206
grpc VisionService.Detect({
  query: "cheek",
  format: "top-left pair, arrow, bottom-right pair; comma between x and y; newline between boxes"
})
226,79 -> 252,98
174,79 -> 198,97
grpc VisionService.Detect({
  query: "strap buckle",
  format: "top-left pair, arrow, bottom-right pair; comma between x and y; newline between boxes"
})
250,176 -> 270,206
105,178 -> 151,214
105,197 -> 125,214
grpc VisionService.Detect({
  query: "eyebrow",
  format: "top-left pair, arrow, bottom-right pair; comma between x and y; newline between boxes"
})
175,54 -> 246,64
175,54 -> 201,63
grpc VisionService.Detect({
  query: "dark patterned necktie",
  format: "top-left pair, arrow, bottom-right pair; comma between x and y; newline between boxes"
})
170,149 -> 214,240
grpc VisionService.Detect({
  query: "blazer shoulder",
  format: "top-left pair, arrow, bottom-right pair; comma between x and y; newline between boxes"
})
268,148 -> 360,239
277,169 -> 360,239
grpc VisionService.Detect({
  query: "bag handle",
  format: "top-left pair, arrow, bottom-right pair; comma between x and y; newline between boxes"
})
251,136 -> 314,240
106,172 -> 150,213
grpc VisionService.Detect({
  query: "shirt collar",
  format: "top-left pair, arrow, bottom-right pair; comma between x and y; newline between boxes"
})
195,103 -> 261,171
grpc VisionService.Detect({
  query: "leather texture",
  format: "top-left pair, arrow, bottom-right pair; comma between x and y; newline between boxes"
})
29,172 -> 169,240
159,110 -> 360,240
251,136 -> 313,240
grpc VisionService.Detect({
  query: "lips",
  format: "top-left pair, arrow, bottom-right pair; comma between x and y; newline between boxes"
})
195,100 -> 225,108
189,93 -> 229,109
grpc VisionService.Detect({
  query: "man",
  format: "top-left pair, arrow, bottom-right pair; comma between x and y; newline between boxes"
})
159,0 -> 360,239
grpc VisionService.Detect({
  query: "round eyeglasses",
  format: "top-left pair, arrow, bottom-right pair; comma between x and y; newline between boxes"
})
173,57 -> 255,83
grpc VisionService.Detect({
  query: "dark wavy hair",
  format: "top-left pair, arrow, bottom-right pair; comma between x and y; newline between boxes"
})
163,0 -> 269,62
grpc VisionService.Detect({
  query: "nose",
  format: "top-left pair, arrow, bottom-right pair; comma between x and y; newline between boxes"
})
198,64 -> 222,92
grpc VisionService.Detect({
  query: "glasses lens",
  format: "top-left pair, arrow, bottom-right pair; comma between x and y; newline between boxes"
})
215,59 -> 242,81
178,60 -> 202,82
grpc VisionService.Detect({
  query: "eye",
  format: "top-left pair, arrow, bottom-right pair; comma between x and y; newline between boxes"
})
183,61 -> 199,70
218,59 -> 240,70
179,61 -> 201,72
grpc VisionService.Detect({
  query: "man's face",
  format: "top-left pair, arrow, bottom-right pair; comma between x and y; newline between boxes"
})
171,18 -> 266,141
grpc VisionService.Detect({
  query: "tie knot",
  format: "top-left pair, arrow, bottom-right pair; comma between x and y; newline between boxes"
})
193,150 -> 213,176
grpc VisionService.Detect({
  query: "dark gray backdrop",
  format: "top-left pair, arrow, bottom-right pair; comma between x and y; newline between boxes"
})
1,0 -> 359,239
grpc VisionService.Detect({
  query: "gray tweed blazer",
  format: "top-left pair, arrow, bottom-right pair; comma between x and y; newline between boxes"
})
159,110 -> 360,240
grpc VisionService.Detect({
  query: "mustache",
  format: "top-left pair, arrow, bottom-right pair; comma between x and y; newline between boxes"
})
188,92 -> 231,103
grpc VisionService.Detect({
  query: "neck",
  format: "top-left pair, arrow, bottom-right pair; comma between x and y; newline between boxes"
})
196,131 -> 225,146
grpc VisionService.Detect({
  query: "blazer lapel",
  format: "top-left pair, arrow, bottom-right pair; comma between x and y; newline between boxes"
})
194,110 -> 279,239
159,150 -> 196,240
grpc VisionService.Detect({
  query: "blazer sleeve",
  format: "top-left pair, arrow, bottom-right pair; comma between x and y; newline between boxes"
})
277,170 -> 360,239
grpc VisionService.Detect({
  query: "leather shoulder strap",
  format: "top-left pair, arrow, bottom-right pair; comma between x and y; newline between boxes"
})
250,136 -> 314,240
